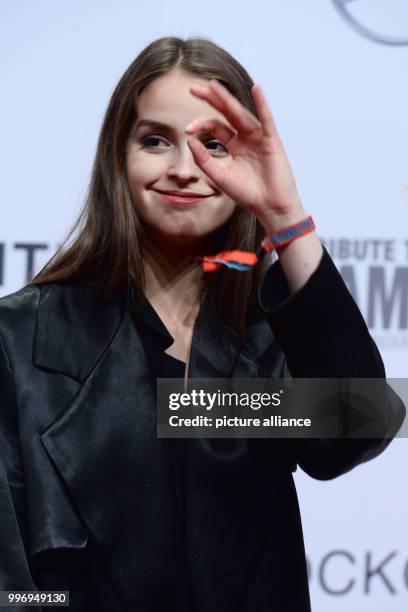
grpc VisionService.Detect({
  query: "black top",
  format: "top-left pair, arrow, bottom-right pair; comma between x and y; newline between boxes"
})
129,296 -> 186,381
128,296 -> 192,606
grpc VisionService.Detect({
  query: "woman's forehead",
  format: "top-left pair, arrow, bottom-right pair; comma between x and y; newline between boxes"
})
135,71 -> 231,131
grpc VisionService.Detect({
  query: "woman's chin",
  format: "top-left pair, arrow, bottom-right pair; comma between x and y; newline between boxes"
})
142,222 -> 220,244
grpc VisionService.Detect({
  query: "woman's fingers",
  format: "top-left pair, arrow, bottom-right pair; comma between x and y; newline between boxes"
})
187,138 -> 228,191
251,83 -> 278,139
189,80 -> 261,136
185,117 -> 237,148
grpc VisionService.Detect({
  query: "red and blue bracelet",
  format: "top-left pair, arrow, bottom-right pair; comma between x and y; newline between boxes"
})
198,215 -> 315,272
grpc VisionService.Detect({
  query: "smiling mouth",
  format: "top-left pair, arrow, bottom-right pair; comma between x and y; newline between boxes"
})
154,191 -> 213,205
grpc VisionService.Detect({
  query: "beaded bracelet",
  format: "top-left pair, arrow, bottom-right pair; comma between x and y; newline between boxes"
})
198,215 -> 315,272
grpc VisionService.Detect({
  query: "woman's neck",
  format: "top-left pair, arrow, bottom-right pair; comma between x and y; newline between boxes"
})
141,233 -> 207,326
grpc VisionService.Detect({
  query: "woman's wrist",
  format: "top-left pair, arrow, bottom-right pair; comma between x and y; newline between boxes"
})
257,198 -> 308,235
256,202 -> 323,295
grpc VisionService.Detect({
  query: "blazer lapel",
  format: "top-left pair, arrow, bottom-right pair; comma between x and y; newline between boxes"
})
34,276 -> 128,382
35,279 -> 191,610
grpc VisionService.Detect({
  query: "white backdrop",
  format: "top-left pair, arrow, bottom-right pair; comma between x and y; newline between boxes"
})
1,1 -> 407,610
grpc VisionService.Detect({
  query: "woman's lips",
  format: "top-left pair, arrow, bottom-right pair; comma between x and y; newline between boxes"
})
154,191 -> 212,205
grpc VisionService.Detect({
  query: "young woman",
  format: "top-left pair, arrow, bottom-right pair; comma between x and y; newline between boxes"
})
0,36 -> 404,612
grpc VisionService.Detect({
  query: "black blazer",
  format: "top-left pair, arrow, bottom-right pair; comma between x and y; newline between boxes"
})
0,247 -> 405,612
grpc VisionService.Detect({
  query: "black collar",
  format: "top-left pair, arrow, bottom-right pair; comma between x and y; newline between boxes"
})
128,293 -> 175,351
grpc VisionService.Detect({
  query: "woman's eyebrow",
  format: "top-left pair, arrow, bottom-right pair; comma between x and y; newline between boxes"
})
133,118 -> 214,140
134,119 -> 177,134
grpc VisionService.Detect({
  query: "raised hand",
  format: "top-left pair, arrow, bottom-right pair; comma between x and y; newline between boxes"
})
185,79 -> 306,231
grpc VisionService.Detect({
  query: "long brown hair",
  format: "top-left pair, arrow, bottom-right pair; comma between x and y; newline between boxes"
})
28,36 -> 272,360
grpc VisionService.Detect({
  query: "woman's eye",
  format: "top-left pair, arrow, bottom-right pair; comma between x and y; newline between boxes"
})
205,139 -> 228,154
139,135 -> 168,148
138,135 -> 228,154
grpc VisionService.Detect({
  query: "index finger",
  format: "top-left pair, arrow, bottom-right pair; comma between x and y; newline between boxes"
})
251,83 -> 279,139
189,80 -> 261,136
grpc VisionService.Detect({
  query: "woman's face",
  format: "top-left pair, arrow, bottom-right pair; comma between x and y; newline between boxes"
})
125,69 -> 237,245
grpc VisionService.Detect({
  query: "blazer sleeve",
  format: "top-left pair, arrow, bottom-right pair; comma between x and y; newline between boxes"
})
258,244 -> 406,480
0,331 -> 41,609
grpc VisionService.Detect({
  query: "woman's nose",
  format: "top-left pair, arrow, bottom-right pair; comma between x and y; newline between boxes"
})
167,143 -> 201,181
